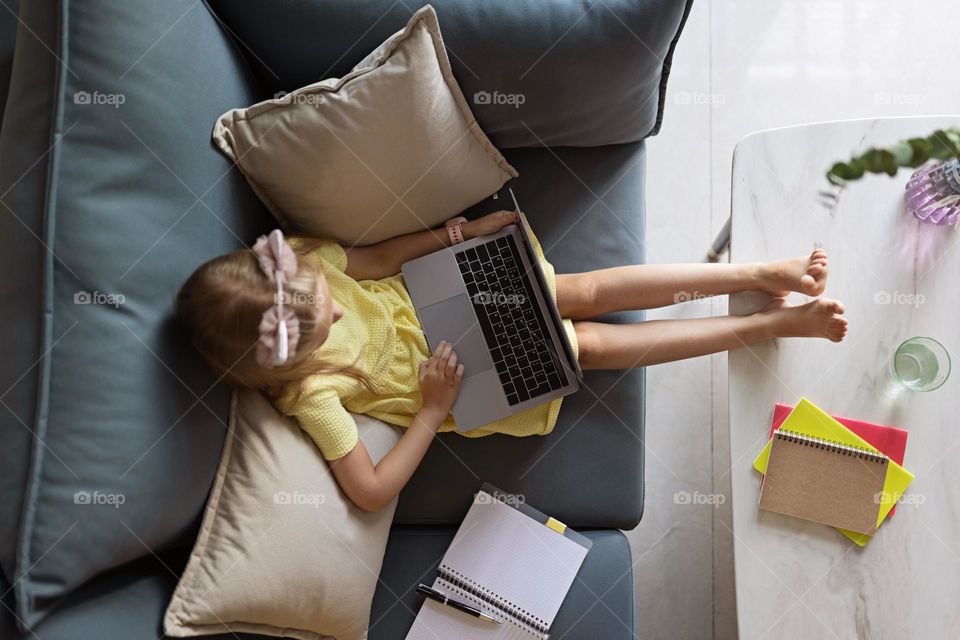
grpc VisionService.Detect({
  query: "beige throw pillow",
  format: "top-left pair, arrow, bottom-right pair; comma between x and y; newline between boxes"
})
163,390 -> 402,640
212,5 -> 517,245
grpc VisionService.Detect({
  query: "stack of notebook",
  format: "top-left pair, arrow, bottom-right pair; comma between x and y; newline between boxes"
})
753,398 -> 914,546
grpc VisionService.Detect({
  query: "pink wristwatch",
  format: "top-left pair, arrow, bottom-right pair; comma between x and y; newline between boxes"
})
445,216 -> 468,245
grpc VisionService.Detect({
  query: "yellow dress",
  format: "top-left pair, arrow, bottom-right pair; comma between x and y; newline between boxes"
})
274,236 -> 578,461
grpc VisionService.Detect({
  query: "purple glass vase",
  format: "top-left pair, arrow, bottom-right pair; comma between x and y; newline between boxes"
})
905,159 -> 960,226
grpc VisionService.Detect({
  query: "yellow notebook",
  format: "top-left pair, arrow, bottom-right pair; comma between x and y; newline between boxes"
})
753,398 -> 914,546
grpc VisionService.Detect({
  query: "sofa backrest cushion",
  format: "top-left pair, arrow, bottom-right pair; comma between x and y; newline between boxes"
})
0,0 -> 271,629
205,0 -> 693,149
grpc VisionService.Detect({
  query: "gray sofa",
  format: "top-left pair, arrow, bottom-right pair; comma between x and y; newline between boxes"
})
0,1 -> 692,638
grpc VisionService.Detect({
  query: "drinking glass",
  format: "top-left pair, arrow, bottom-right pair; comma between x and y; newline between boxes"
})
890,337 -> 951,392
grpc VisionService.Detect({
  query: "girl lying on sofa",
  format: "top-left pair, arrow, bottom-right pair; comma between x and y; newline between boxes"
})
176,211 -> 846,511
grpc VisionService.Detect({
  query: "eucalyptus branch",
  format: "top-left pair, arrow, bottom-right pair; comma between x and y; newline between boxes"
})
826,127 -> 960,186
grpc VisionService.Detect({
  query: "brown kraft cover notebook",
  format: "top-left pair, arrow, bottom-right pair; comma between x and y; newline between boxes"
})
759,429 -> 888,535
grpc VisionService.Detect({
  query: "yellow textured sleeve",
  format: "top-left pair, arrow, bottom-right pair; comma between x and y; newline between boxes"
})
289,387 -> 359,461
290,237 -> 348,273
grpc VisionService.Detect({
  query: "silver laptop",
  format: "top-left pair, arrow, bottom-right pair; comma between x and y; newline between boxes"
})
401,190 -> 582,431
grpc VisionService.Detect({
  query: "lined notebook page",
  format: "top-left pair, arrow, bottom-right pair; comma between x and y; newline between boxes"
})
440,497 -> 589,628
405,578 -> 536,640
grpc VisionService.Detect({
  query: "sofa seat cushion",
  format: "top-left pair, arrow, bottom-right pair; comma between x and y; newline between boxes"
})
205,0 -> 694,148
1,527 -> 634,640
395,142 -> 647,530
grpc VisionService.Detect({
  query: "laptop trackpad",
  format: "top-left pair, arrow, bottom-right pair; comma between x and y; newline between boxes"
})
418,294 -> 493,378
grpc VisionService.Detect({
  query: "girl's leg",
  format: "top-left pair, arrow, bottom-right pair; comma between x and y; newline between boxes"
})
575,298 -> 847,370
556,250 -> 828,319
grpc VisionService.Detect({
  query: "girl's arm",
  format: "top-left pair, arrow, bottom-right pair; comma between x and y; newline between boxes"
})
343,210 -> 518,280
329,341 -> 463,512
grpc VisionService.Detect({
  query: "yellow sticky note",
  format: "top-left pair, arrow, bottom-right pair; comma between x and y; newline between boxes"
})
545,517 -> 567,535
753,398 -> 914,546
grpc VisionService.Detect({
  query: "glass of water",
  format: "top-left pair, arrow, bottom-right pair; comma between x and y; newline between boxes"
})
890,337 -> 951,392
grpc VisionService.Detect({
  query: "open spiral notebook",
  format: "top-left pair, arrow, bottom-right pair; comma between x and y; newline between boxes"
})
405,484 -> 592,639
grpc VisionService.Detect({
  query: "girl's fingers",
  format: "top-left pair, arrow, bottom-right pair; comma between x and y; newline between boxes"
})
445,351 -> 458,376
439,341 -> 453,364
453,364 -> 464,385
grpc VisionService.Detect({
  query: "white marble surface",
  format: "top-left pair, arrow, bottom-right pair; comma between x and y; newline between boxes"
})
727,116 -> 960,639
631,3 -> 960,639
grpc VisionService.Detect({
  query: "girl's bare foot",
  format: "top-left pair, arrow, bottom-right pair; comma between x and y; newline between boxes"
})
754,249 -> 829,297
758,297 -> 848,342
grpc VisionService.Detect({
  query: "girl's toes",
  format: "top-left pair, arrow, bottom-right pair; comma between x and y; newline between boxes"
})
827,299 -> 845,314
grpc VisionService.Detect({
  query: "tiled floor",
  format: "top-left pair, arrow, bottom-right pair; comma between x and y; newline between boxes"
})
626,1 -> 960,638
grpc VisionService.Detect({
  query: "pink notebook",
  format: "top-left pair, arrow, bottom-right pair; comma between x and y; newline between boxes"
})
768,403 -> 909,516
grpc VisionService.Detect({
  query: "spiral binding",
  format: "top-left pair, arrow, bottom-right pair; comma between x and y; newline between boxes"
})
439,565 -> 550,638
774,429 -> 888,463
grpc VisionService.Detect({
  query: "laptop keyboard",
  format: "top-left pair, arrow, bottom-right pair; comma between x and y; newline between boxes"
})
456,235 -> 568,406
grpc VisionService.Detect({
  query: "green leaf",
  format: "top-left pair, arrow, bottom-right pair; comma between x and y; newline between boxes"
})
929,130 -> 954,159
890,142 -> 914,166
906,138 -> 932,167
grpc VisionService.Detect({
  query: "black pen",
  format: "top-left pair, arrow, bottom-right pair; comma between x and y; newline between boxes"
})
416,583 -> 501,624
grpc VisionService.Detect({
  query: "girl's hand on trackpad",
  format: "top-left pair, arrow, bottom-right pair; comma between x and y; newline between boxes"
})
418,340 -> 464,418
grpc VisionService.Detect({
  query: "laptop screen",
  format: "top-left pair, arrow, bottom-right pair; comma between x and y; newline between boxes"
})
509,189 -> 584,382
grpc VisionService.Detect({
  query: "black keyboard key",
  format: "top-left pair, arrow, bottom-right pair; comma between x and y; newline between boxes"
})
506,393 -> 519,405
516,385 -> 530,402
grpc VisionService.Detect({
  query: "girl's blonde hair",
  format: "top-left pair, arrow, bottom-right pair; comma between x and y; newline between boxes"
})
175,238 -> 370,399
